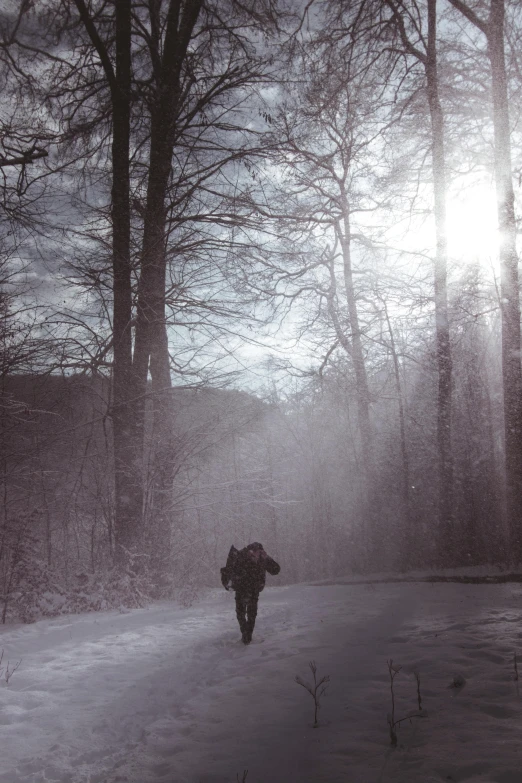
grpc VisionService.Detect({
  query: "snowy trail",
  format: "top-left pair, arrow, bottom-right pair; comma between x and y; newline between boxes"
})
0,596 -> 255,782
103,583 -> 409,783
2,581 -> 522,782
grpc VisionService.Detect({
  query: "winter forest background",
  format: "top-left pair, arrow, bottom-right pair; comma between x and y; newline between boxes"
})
1,0 -> 521,622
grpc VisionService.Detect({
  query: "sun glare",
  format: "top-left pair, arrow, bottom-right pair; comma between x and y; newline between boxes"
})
446,184 -> 499,265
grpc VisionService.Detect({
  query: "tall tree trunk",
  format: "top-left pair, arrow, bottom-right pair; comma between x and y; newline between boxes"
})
73,0 -> 144,564
147,323 -> 175,585
133,0 -> 203,395
488,0 -> 522,562
449,0 -> 522,562
385,0 -> 454,563
132,0 -> 203,579
336,198 -> 372,467
73,0 -> 144,565
426,0 -> 454,564
111,0 -> 145,564
380,295 -> 413,566
334,196 -> 374,564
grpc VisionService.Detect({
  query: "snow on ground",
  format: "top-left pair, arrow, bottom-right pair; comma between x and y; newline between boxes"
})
2,578 -> 522,782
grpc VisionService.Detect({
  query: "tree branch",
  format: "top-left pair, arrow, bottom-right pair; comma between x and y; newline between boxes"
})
72,0 -> 117,94
447,0 -> 488,36
0,148 -> 48,167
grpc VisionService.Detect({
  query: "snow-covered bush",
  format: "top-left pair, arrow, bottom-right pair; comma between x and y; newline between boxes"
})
0,503 -> 208,623
0,514 -> 157,622
0,514 -> 67,623
10,561 -> 67,623
65,565 -> 153,614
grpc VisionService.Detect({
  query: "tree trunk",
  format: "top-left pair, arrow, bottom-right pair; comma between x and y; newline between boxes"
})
338,197 -> 372,469
134,0 -> 203,395
72,0 -> 142,565
147,326 -> 175,585
380,295 -> 413,566
110,0 -> 144,564
448,0 -> 522,562
132,0 -> 203,580
488,0 -> 522,562
426,0 -> 454,564
335,195 -> 375,565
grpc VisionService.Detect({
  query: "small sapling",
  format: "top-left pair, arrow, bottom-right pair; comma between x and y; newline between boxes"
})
413,669 -> 422,711
0,649 -> 21,685
295,660 -> 330,728
386,659 -> 425,747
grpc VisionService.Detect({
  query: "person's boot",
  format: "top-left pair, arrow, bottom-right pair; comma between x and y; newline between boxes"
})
241,629 -> 250,644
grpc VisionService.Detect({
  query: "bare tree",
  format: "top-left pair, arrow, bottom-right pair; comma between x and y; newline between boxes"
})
45,0 -> 281,573
382,0 -> 454,561
446,0 -> 522,562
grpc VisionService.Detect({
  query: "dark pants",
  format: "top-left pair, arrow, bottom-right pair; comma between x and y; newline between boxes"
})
235,590 -> 259,638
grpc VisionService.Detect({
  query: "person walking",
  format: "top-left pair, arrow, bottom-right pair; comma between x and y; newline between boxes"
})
221,542 -> 280,644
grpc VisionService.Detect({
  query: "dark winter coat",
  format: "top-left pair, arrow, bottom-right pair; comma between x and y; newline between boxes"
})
221,544 -> 280,594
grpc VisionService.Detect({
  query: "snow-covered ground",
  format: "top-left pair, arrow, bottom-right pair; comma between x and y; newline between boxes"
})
2,578 -> 522,782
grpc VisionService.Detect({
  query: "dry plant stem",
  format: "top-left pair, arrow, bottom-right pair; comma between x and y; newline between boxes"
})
0,649 -> 21,684
387,659 -> 401,746
236,771 -> 248,783
5,658 -> 21,684
295,660 -> 330,728
387,659 -> 424,747
413,670 -> 422,711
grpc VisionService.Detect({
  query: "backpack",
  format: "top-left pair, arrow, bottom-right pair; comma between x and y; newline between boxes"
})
220,545 -> 239,590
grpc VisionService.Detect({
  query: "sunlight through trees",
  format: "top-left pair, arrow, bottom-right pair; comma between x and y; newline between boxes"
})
1,0 -> 522,617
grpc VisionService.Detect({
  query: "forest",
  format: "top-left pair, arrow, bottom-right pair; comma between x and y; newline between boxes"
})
1,0 -> 521,622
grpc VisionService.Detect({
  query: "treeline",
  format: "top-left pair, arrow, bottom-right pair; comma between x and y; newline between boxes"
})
0,298 -> 505,623
1,0 -> 522,620
0,374 -> 269,617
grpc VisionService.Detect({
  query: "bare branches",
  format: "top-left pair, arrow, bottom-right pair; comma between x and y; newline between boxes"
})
72,0 -> 117,95
384,0 -> 427,65
295,660 -> 330,728
3,653 -> 22,685
387,660 -> 425,747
